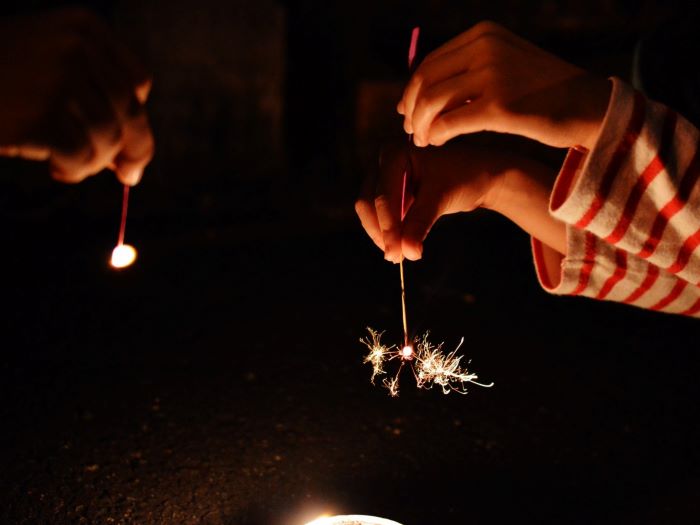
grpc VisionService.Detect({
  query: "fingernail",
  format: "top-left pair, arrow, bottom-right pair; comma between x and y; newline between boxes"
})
413,136 -> 424,147
384,251 -> 400,264
404,244 -> 423,261
397,100 -> 405,114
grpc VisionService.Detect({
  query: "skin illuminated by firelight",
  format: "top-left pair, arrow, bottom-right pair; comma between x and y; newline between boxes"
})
305,515 -> 403,525
110,244 -> 137,268
360,328 -> 493,397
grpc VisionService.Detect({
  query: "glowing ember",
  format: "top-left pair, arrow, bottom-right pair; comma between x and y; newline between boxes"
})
110,244 -> 137,269
360,328 -> 493,397
305,515 -> 403,525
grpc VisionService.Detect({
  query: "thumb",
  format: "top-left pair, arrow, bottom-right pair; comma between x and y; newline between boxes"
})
401,191 -> 444,261
135,78 -> 152,105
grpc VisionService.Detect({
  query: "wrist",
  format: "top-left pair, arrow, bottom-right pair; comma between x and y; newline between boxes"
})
481,157 -> 567,255
480,157 -> 531,216
574,76 -> 612,151
480,168 -> 507,213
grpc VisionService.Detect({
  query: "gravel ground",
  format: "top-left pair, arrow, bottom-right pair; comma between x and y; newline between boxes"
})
2,203 -> 699,525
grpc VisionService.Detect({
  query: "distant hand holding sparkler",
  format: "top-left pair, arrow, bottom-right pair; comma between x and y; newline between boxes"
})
0,9 -> 151,269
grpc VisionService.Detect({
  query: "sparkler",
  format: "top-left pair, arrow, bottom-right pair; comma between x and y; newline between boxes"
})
110,184 -> 137,269
360,328 -> 493,397
359,27 -> 493,397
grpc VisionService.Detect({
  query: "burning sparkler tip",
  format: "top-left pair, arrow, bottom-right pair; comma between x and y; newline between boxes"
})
110,243 -> 137,269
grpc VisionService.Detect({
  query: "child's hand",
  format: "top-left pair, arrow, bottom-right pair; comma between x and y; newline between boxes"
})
398,21 -> 611,151
355,140 -> 505,263
0,8 -> 154,185
356,137 -> 567,265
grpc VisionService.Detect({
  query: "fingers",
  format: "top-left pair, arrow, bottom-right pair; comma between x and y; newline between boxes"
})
397,21 -> 520,145
401,188 -> 444,261
113,108 -> 154,186
399,44 -> 477,135
46,48 -> 146,183
73,80 -> 124,178
48,7 -> 154,184
48,105 -> 153,187
397,21 -> 507,121
356,144 -> 411,262
357,143 -> 478,262
410,70 -> 483,147
79,18 -> 153,185
375,145 -> 410,263
399,44 -> 494,139
428,98 -> 491,146
355,154 -> 385,251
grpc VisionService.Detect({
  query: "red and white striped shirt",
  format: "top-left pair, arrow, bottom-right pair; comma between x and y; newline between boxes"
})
532,78 -> 700,317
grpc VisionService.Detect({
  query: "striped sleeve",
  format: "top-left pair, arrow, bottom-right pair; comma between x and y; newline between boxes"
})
532,77 -> 700,317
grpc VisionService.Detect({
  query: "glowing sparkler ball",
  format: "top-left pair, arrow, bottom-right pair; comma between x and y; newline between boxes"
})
401,345 -> 414,359
305,516 -> 403,525
110,244 -> 137,269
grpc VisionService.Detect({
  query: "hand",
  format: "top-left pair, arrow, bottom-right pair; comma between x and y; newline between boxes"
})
0,8 -> 154,185
397,21 -> 611,150
355,139 -> 504,263
356,137 -> 568,263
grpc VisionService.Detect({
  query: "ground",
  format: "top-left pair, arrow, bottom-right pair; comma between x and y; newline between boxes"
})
1,194 -> 699,525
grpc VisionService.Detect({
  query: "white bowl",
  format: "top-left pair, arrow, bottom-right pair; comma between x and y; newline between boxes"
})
305,516 -> 402,525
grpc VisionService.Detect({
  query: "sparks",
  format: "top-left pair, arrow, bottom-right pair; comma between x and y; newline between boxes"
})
383,375 -> 401,398
360,328 -> 493,397
413,333 -> 494,394
361,328 -> 392,384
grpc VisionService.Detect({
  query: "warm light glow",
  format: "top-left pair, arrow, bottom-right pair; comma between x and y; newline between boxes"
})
401,345 -> 414,360
305,515 -> 403,525
110,244 -> 137,269
304,515 -> 330,525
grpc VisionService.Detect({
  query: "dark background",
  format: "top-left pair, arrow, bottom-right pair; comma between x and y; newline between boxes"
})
1,1 -> 700,524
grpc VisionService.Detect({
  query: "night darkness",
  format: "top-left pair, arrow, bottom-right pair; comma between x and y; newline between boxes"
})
2,1 -> 700,524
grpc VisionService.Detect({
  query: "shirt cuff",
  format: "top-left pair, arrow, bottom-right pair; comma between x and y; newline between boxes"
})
549,77 -> 638,224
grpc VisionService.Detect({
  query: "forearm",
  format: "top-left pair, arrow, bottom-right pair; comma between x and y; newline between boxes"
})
485,157 -> 566,255
530,78 -> 700,316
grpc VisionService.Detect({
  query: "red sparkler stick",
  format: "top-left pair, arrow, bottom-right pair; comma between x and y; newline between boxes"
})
408,26 -> 420,70
118,184 -> 129,246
